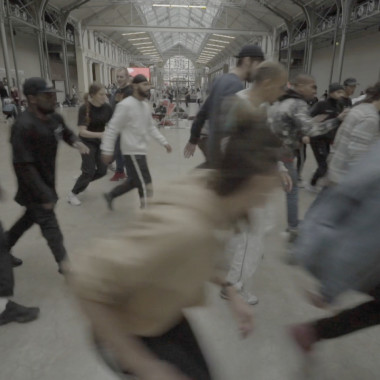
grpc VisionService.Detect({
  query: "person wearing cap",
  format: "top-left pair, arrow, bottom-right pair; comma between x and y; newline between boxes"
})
270,74 -> 348,252
306,83 -> 345,192
5,77 -> 89,274
183,44 -> 265,167
341,77 -> 358,108
101,74 -> 172,210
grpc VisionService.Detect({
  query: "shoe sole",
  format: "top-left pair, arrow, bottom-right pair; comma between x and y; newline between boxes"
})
0,311 -> 40,325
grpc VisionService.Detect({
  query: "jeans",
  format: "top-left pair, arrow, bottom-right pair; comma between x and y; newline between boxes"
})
94,318 -> 212,379
0,223 -> 13,297
114,136 -> 125,174
310,138 -> 330,186
7,205 -> 67,263
284,160 -> 299,229
72,141 -> 107,194
109,155 -> 152,203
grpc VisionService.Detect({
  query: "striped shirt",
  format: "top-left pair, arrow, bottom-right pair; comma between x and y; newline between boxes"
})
328,103 -> 380,184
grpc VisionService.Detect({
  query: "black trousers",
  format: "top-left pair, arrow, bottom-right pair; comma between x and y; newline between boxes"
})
295,143 -> 307,179
109,155 -> 152,201
314,286 -> 380,340
310,138 -> 330,186
95,318 -> 212,380
7,204 -> 67,263
0,222 -> 13,297
72,141 -> 107,195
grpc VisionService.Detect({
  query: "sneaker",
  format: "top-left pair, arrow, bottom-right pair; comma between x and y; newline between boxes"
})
108,162 -> 116,172
288,228 -> 298,244
110,172 -> 126,181
67,192 -> 81,206
103,193 -> 114,211
238,288 -> 259,305
10,254 -> 23,267
289,324 -> 318,353
305,183 -> 320,193
0,301 -> 40,325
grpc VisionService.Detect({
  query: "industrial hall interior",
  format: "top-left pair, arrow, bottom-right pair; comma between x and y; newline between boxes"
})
2,0 -> 380,379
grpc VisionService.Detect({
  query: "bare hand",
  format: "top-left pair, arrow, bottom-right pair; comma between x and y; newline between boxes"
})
338,108 -> 350,121
229,290 -> 254,338
279,171 -> 293,193
305,290 -> 329,309
165,144 -> 173,153
183,142 -> 196,158
302,136 -> 310,145
102,154 -> 114,165
42,203 -> 55,210
140,361 -> 191,380
74,141 -> 90,155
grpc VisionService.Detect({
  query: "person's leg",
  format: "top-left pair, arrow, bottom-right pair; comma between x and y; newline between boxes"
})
131,155 -> 153,208
29,205 -> 67,268
92,145 -> 108,182
6,208 -> 35,250
110,136 -> 126,181
284,160 -> 299,232
0,222 -> 39,325
310,139 -> 328,186
71,142 -> 97,195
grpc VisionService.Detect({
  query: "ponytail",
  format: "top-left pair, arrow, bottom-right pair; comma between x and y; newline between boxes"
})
83,82 -> 104,125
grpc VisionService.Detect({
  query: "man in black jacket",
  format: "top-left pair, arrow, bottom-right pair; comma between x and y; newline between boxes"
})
307,83 -> 345,191
6,77 -> 88,273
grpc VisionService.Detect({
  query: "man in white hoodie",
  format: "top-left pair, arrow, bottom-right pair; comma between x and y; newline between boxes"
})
101,75 -> 172,209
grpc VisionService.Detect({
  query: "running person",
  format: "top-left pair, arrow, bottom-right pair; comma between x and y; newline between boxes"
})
68,83 -> 113,206
102,74 -> 172,210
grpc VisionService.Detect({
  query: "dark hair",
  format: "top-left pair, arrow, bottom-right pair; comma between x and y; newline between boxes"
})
236,56 -> 264,68
210,102 -> 281,196
363,82 -> 380,103
83,82 -> 104,125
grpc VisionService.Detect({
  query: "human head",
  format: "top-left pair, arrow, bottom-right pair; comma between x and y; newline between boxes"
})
343,77 -> 358,97
23,77 -> 59,114
291,74 -> 317,101
210,105 -> 281,215
132,74 -> 151,98
116,67 -> 130,88
87,82 -> 107,106
328,83 -> 345,100
363,82 -> 380,110
253,61 -> 288,104
235,44 -> 265,82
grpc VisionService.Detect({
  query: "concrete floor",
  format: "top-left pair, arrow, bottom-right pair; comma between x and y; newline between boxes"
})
0,104 -> 379,380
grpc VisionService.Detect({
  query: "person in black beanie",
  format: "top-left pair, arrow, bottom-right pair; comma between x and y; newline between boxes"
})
307,83 -> 345,191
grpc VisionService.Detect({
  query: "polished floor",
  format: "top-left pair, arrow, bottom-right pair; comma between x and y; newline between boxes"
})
0,104 -> 379,380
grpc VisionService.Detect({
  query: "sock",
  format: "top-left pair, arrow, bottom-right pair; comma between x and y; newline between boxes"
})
0,298 -> 8,313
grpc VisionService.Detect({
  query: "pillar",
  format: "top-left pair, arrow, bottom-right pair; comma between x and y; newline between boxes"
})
0,2 -> 13,91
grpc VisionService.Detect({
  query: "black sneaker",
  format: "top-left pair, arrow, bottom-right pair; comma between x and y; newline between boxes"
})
10,254 -> 23,267
0,301 -> 40,326
103,193 -> 113,211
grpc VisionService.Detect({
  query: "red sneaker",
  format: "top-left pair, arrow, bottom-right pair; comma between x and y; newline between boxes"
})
110,172 -> 126,181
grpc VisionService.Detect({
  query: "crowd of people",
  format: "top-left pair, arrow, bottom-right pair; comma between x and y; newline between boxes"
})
1,42 -> 380,379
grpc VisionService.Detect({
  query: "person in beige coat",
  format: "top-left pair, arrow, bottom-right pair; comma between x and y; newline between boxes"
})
69,106 -> 282,380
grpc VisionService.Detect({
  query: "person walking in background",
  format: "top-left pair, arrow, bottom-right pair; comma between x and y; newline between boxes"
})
340,77 -> 358,108
6,77 -> 89,273
0,82 -> 9,109
68,83 -> 113,206
307,83 -> 345,192
185,88 -> 190,108
102,74 -> 172,210
196,88 -> 202,107
109,67 -> 133,182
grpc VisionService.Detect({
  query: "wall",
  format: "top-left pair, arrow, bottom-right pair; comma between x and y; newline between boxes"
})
311,32 -> 380,96
0,29 -> 41,88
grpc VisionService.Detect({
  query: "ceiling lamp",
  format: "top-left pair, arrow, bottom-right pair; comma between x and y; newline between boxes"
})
132,42 -> 154,45
209,39 -> 230,44
128,37 -> 150,41
213,33 -> 235,39
203,47 -> 222,51
122,32 -> 146,36
206,43 -> 225,48
153,4 -> 206,9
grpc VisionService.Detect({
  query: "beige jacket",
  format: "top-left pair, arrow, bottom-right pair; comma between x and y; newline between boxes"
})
70,173 -> 230,337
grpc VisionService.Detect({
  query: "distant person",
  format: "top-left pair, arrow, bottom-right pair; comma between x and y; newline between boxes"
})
341,77 -> 358,108
0,82 -> 8,108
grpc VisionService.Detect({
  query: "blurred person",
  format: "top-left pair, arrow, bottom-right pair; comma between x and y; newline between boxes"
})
68,83 -> 113,206
270,74 -> 347,246
109,67 -> 133,182
2,98 -> 17,120
6,77 -> 88,273
221,61 -> 291,305
291,137 -> 380,353
184,44 -> 265,167
10,87 -> 19,106
102,74 -> 172,211
328,82 -> 380,186
69,110 -> 283,380
185,88 -> 190,108
307,83 -> 345,192
0,183 -> 40,326
340,77 -> 358,108
0,81 -> 8,108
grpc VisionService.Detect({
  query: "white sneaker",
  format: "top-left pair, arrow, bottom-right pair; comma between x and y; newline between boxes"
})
238,288 -> 259,305
305,183 -> 320,193
67,192 -> 81,206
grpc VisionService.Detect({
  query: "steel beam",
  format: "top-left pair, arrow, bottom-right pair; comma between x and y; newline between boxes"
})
0,0 -> 13,91
86,25 -> 269,36
329,0 -> 341,84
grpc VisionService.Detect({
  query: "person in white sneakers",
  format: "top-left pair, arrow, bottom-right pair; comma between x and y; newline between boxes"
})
101,75 -> 172,210
68,83 -> 113,206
